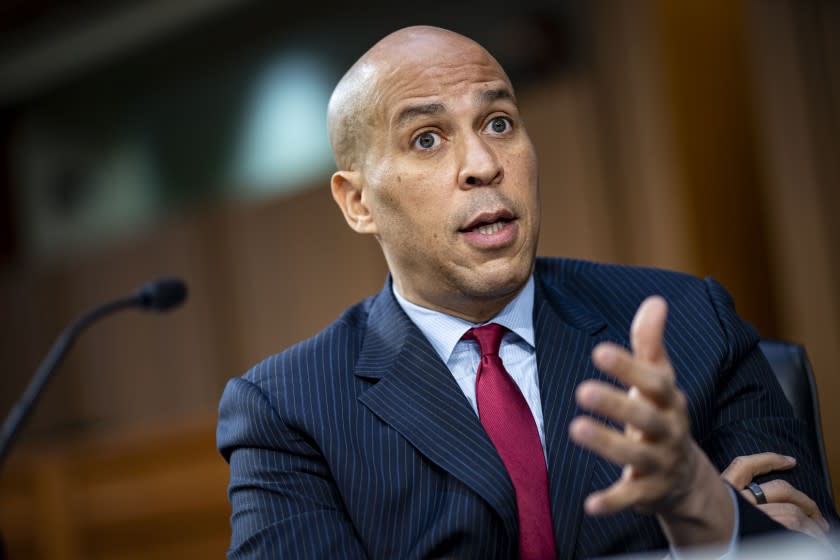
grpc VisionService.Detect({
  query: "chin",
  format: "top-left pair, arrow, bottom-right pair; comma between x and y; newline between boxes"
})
469,258 -> 532,299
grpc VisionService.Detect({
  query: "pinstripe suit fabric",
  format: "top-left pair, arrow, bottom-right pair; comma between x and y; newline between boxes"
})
217,257 -> 837,559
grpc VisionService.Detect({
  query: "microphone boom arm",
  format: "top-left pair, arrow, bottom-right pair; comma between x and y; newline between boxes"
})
0,277 -> 186,469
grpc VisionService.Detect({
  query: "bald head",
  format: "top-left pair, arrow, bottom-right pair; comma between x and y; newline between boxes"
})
327,26 -> 512,170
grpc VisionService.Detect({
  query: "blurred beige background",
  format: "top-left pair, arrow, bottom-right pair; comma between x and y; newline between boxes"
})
0,1 -> 837,558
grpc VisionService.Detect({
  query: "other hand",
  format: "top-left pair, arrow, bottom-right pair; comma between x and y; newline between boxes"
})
722,452 -> 829,540
569,296 -> 735,547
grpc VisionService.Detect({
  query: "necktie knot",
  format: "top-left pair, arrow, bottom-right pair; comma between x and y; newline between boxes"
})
463,323 -> 507,357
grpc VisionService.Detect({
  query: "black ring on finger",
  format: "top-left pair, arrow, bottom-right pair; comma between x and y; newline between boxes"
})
747,482 -> 768,505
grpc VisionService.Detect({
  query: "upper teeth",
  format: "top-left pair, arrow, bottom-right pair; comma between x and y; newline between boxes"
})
475,221 -> 504,235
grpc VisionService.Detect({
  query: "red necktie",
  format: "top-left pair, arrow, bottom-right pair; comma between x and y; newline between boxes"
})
464,323 -> 556,560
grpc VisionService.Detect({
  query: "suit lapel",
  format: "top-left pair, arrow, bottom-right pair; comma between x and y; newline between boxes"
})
534,277 -> 612,558
355,282 -> 519,542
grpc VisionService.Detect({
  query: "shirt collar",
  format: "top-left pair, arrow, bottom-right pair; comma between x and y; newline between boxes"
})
392,275 -> 535,364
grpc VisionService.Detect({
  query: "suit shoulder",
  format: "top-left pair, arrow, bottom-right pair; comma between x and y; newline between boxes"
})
535,257 -> 706,304
535,257 -> 756,360
241,296 -> 373,389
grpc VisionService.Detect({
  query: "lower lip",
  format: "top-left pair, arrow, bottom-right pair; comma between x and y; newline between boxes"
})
460,220 -> 519,250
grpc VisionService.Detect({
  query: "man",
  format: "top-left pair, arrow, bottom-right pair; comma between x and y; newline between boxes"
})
217,26 -> 835,558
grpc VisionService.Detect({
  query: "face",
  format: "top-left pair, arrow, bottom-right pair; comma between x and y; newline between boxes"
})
334,33 -> 540,322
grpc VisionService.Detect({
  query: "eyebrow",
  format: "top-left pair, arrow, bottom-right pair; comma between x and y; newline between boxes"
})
395,103 -> 445,128
478,87 -> 516,106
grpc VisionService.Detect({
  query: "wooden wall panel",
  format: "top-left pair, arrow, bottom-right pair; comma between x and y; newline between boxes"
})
0,417 -> 229,560
212,189 -> 388,375
746,0 -> 840,502
523,77 -> 620,264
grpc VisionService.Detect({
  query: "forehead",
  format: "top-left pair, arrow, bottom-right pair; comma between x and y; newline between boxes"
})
372,40 -> 513,126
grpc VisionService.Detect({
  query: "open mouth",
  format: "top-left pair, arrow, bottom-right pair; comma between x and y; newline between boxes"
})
460,210 -> 516,234
465,218 -> 512,235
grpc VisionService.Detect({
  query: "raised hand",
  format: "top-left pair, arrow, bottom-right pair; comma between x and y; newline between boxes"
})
569,296 -> 736,547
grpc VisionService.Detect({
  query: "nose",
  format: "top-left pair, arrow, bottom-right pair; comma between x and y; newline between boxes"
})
457,132 -> 503,188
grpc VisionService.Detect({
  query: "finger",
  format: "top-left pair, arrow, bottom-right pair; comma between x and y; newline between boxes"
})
630,296 -> 669,364
576,381 -> 670,441
569,416 -> 661,474
584,467 -> 646,515
739,484 -> 830,533
625,387 -> 645,442
760,479 -> 828,530
592,344 -> 676,407
758,503 -> 828,541
721,453 -> 796,488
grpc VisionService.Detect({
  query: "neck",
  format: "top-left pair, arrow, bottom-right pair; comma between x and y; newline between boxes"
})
392,280 -> 526,324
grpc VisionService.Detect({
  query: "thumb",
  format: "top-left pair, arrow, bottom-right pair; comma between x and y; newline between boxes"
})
630,296 -> 669,364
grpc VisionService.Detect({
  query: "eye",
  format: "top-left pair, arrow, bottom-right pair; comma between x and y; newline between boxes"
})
486,116 -> 512,135
412,131 -> 441,150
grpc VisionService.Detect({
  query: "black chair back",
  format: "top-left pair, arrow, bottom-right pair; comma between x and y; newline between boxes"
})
759,339 -> 833,501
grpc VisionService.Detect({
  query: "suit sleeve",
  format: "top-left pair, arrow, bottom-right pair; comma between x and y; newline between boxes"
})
217,376 -> 369,559
702,277 -> 839,538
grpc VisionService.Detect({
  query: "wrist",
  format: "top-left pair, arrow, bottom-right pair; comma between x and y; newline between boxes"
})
657,444 -> 735,548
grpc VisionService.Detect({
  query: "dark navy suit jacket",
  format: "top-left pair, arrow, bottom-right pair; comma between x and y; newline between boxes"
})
217,258 -> 837,558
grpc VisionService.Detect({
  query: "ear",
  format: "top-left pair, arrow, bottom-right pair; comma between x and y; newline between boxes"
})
330,170 -> 378,235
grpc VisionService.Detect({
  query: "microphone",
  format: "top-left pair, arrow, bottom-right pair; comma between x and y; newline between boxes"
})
136,277 -> 188,311
0,277 -> 188,469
